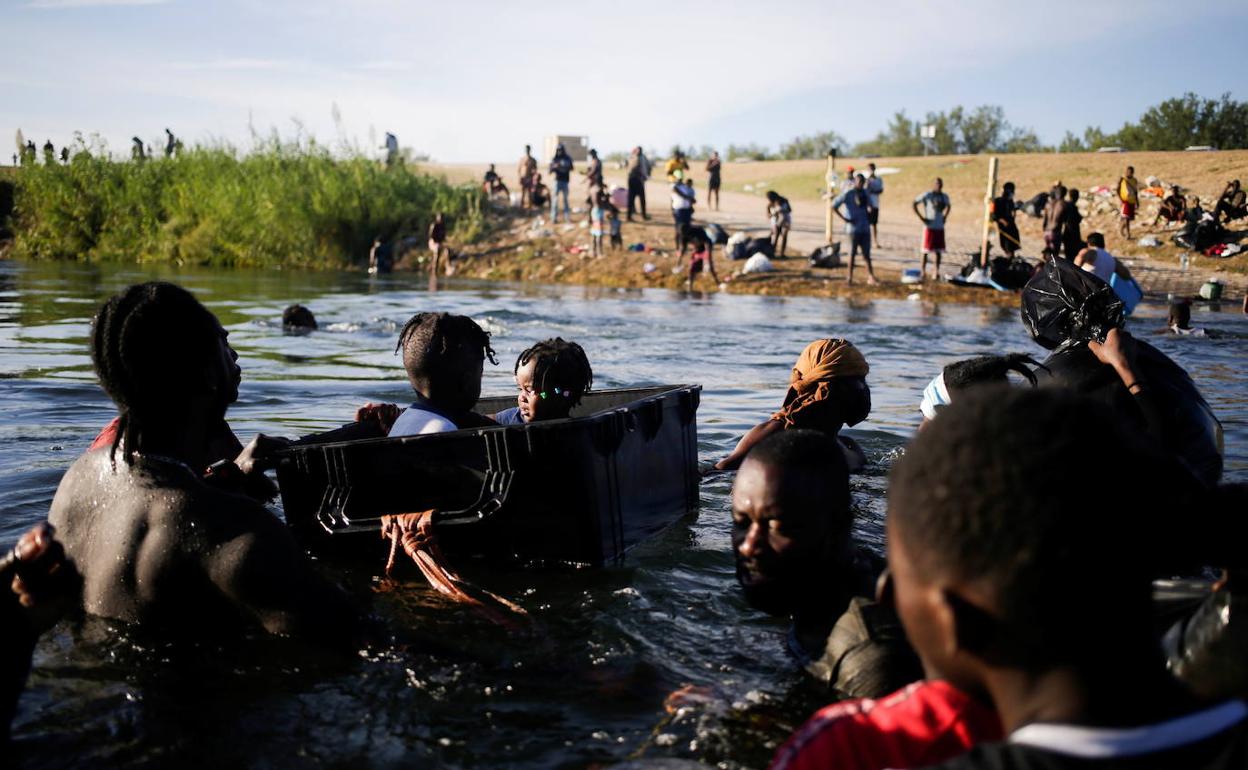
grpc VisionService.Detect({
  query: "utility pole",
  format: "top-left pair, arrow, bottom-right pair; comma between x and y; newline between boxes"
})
824,148 -> 837,245
979,156 -> 999,269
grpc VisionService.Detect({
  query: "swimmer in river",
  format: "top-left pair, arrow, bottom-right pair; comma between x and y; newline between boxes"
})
494,338 -> 593,425
716,339 -> 871,472
383,313 -> 499,437
281,303 -> 318,332
732,430 -> 921,699
48,282 -> 362,645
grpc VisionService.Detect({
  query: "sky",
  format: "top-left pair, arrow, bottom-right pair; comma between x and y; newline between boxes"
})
2,0 -> 1245,163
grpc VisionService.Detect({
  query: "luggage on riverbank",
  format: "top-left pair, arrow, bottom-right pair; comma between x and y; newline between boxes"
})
275,385 -> 702,567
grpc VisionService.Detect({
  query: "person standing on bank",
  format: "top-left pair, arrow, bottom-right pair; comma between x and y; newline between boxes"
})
833,174 -> 879,286
993,182 -> 1020,258
428,213 -> 448,283
1117,165 -> 1139,240
517,144 -> 537,208
549,144 -> 574,223
865,162 -> 884,247
706,151 -> 722,211
627,146 -> 651,221
583,148 -> 603,195
913,178 -> 951,280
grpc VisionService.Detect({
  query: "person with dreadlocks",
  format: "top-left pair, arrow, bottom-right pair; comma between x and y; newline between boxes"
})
918,353 -> 1045,428
386,312 -> 500,437
715,339 -> 872,472
494,338 -> 593,425
48,282 -> 362,645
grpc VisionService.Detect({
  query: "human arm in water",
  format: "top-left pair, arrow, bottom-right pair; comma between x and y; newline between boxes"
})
1087,328 -> 1163,441
715,419 -> 784,471
2,523 -> 78,742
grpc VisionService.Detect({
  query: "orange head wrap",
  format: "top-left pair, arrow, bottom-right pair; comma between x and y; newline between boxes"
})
771,339 -> 869,428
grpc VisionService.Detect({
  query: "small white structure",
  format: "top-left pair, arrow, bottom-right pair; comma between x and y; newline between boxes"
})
544,135 -> 590,162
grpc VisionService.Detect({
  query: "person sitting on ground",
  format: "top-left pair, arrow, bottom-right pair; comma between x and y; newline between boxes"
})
482,164 -> 509,198
685,224 -> 721,291
48,282 -> 362,646
888,387 -> 1248,770
832,175 -> 878,285
732,430 -> 922,700
1215,179 -> 1247,224
530,174 -> 549,209
1152,185 -> 1187,227
716,339 -> 871,471
993,182 -> 1020,258
494,338 -> 593,425
766,190 -> 793,258
1073,232 -> 1132,284
918,353 -> 1044,428
2,523 -> 78,744
387,312 -> 499,437
282,303 -> 318,332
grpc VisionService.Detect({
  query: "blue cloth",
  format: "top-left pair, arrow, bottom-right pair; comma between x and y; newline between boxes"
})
833,189 -> 872,234
494,406 -> 526,425
551,180 -> 571,222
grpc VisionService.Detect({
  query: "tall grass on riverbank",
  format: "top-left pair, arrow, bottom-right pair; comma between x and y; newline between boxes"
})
4,137 -> 485,268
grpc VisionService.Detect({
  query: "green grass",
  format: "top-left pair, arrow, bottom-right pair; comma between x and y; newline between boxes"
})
4,137 -> 485,268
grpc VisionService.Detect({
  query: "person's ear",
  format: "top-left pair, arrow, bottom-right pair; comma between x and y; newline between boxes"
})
941,588 -> 998,659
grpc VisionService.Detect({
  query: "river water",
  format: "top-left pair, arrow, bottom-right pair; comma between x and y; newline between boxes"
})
2,261 -> 1246,769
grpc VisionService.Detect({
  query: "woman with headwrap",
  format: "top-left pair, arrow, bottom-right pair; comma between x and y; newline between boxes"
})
715,339 -> 871,471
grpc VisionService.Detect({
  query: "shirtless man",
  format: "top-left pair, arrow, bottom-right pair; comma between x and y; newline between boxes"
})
48,282 -> 360,645
517,145 -> 537,208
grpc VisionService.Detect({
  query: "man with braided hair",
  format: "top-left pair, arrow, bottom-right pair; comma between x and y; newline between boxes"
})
494,338 -> 593,424
386,312 -> 500,437
48,282 -> 362,646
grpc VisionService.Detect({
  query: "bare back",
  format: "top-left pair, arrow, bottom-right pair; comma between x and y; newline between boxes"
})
49,449 -> 358,643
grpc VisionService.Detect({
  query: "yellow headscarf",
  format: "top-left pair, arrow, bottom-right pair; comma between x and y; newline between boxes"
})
771,339 -> 869,427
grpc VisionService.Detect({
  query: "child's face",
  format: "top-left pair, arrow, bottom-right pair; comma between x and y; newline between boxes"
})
515,359 -> 570,422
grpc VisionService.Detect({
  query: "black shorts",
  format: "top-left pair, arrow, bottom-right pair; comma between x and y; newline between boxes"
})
867,208 -> 879,225
708,177 -> 721,191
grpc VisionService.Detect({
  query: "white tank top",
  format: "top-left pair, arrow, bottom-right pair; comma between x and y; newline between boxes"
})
1082,248 -> 1115,283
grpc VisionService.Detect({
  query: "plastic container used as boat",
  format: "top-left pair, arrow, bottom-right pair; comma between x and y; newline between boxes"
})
274,385 -> 701,567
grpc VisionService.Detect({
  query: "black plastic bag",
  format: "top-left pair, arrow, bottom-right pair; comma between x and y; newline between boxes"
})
809,242 -> 842,269
1021,257 -> 1124,351
1164,581 -> 1248,700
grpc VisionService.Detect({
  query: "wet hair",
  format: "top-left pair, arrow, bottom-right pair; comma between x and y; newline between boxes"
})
514,338 -> 593,407
282,304 -> 317,330
889,388 -> 1158,662
942,353 -> 1045,393
1169,299 -> 1192,329
1086,232 -> 1105,248
91,282 -> 223,464
744,428 -> 852,541
396,312 -> 497,388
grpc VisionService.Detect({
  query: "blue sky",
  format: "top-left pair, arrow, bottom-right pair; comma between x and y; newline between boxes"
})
2,0 -> 1244,163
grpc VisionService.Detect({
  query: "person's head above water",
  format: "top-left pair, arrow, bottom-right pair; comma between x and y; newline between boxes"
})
91,282 -> 239,464
919,353 -> 1043,422
395,312 -> 497,414
732,428 -> 852,617
772,338 -> 870,433
282,304 -> 317,332
1169,298 -> 1193,330
512,338 -> 593,422
887,388 -> 1158,691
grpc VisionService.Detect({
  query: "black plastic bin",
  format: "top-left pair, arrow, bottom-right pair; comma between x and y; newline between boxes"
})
275,385 -> 701,567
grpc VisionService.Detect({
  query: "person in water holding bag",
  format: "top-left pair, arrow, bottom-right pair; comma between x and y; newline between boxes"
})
495,338 -> 593,424
716,339 -> 871,471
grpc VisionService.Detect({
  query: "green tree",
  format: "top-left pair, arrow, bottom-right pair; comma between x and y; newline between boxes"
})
778,130 -> 847,159
853,111 -> 923,156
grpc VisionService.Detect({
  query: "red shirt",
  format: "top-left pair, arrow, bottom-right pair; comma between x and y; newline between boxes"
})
89,417 -> 120,451
769,680 -> 1002,770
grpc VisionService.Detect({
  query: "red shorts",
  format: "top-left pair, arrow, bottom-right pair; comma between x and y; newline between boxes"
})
922,228 -> 945,253
1121,202 -> 1136,219
689,250 -> 710,273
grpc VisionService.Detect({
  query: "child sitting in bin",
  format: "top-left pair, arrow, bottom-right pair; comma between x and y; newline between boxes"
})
380,313 -> 499,436
494,338 -> 593,425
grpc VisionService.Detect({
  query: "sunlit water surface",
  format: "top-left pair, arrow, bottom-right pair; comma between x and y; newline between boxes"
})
1,261 -> 1245,769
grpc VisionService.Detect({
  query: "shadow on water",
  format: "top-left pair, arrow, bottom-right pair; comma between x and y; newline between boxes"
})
1,260 -> 1246,768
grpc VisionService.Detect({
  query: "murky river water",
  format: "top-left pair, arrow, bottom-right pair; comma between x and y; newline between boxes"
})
2,261 -> 1245,769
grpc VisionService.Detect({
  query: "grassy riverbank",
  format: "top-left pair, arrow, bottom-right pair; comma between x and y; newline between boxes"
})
1,141 -> 486,268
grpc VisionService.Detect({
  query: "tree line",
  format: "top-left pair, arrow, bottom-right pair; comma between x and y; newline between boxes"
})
632,93 -> 1246,162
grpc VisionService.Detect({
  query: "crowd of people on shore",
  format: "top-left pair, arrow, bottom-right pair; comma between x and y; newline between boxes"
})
3,254 -> 1243,768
